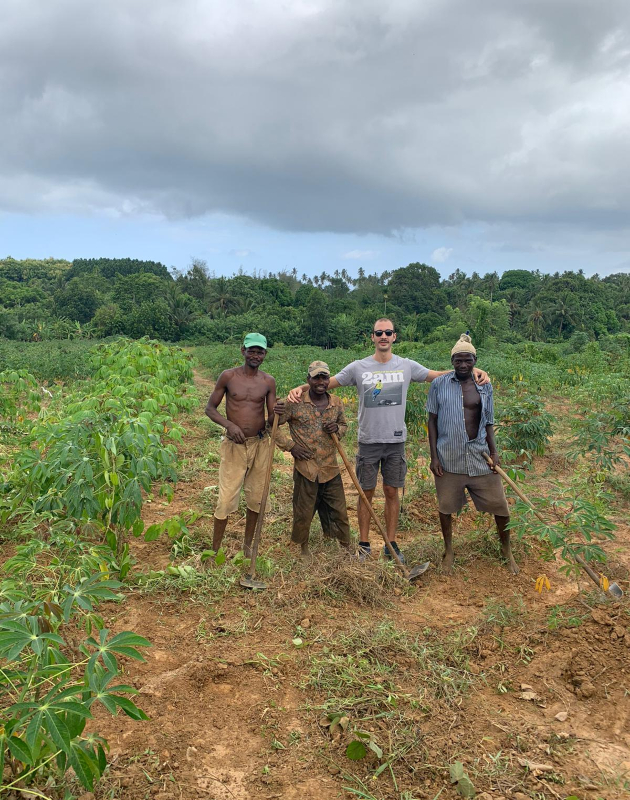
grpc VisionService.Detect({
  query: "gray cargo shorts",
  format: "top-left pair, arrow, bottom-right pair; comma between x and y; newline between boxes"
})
355,442 -> 407,490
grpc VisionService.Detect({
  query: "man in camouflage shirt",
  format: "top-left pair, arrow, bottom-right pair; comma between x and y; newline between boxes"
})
274,360 -> 351,559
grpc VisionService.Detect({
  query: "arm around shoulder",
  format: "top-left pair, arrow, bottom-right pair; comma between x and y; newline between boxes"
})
425,369 -> 450,382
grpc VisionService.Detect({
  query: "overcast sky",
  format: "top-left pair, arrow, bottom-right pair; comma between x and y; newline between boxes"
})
1,0 -> 630,278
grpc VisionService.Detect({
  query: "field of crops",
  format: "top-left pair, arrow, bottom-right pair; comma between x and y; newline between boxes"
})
1,337 -> 629,800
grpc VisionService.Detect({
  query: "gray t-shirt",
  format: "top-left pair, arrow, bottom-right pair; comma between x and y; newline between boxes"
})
335,355 -> 429,443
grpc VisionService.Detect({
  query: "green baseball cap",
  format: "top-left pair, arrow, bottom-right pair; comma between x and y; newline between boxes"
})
243,332 -> 267,350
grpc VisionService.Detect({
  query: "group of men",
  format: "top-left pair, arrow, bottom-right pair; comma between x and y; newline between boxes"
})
204,320 -> 518,574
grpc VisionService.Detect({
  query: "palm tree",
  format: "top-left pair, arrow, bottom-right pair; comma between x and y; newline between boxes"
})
165,286 -> 198,329
237,297 -> 257,314
503,289 -> 521,328
526,306 -> 545,341
545,293 -> 579,339
205,277 -> 240,317
485,271 -> 500,304
341,268 -> 356,287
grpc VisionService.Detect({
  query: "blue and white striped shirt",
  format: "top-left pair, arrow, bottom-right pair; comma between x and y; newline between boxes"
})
426,372 -> 494,476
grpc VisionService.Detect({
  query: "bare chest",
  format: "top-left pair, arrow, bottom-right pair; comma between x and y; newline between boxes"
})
461,383 -> 481,411
226,376 -> 268,405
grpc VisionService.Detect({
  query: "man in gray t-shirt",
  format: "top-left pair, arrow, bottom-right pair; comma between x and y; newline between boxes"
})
288,317 -> 489,562
335,354 -> 429,443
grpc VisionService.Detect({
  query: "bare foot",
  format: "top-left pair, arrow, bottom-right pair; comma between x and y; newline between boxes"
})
501,546 -> 520,574
442,550 -> 455,573
300,544 -> 311,561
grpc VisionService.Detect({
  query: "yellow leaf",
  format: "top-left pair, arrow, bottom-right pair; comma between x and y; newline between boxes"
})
535,574 -> 550,593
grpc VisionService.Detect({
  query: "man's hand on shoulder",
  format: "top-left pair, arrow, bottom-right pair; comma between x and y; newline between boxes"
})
287,386 -> 304,403
473,368 -> 490,385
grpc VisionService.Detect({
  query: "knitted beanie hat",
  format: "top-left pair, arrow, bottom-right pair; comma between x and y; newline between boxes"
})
451,333 -> 477,356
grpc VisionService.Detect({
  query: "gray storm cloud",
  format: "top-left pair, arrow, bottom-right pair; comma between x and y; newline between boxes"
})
1,0 -> 630,235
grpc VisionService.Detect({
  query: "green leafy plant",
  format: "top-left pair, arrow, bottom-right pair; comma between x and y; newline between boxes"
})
508,493 -> 616,576
449,761 -> 476,797
569,397 -> 630,475
345,730 -> 383,762
0,587 -> 150,793
496,388 -> 553,466
144,512 -> 198,544
0,369 -> 41,425
2,338 -> 195,556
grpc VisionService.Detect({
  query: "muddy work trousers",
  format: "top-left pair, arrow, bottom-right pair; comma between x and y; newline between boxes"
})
291,470 -> 350,546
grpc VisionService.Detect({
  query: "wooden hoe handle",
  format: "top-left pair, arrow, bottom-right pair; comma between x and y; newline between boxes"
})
248,415 -> 279,578
331,432 -> 409,576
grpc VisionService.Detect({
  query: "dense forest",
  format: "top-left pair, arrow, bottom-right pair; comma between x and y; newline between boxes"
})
1,256 -> 628,350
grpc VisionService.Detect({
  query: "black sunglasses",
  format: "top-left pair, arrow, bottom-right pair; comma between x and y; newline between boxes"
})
373,329 -> 394,336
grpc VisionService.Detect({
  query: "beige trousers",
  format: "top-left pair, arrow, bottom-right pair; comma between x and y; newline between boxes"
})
214,435 -> 271,519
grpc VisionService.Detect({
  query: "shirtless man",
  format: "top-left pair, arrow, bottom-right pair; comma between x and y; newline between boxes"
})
204,333 -> 276,556
427,334 -> 518,574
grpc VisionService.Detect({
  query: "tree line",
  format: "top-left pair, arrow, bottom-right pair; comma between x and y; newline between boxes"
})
1,255 -> 628,350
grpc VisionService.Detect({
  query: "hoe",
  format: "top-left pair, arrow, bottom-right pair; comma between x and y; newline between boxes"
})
332,433 -> 431,582
240,415 -> 279,590
483,453 -> 623,599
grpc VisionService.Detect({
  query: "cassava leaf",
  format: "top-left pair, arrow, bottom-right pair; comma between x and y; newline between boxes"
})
345,740 -> 367,761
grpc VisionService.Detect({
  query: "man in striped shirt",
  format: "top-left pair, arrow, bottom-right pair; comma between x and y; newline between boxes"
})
427,334 -> 518,574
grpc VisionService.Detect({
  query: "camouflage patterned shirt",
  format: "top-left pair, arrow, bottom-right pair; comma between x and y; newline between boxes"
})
276,392 -> 348,483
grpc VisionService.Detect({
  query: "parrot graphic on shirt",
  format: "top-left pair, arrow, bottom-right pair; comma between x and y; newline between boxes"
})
372,379 -> 383,401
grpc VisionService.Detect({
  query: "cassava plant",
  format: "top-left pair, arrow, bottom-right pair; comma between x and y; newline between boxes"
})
3,338 -> 195,556
508,491 -> 616,579
0,576 -> 150,794
569,395 -> 630,476
0,369 -> 41,426
495,387 -> 553,467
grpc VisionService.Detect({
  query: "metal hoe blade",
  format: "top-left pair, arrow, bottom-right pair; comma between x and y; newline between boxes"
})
483,453 -> 624,599
408,561 -> 431,581
331,433 -> 431,583
240,574 -> 267,590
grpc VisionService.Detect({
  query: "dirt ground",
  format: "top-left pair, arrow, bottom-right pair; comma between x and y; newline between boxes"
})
55,374 -> 630,799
